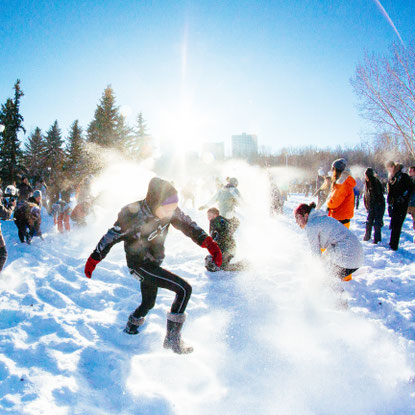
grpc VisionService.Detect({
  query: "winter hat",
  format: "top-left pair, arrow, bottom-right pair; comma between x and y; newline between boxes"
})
145,177 -> 178,213
229,177 -> 238,187
365,168 -> 374,178
33,190 -> 42,199
294,202 -> 316,217
332,158 -> 347,172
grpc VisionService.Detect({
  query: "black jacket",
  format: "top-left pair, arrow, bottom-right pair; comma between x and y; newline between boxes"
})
387,169 -> 413,210
364,177 -> 385,211
209,215 -> 236,254
91,200 -> 208,268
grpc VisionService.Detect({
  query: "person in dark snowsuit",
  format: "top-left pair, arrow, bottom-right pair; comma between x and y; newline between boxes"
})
205,207 -> 242,272
363,168 -> 385,244
0,191 -> 16,271
17,176 -> 33,202
14,201 -> 42,244
84,177 -> 222,354
386,161 -> 414,251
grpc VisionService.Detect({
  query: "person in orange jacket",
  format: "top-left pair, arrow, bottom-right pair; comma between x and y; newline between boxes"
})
327,158 -> 356,229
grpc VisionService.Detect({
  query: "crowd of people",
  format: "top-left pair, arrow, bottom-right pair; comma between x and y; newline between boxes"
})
0,158 -> 414,355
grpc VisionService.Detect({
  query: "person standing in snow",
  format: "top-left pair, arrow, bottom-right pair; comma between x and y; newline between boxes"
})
386,161 -> 414,251
17,176 -> 33,202
52,200 -> 72,233
363,168 -> 385,244
408,166 -> 415,243
84,177 -> 222,354
354,177 -> 364,210
294,202 -> 364,281
0,190 -> 16,271
327,159 -> 356,229
199,177 -> 242,219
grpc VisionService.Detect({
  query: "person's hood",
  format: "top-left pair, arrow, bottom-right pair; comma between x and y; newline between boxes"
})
308,209 -> 327,222
336,168 -> 356,187
145,177 -> 178,213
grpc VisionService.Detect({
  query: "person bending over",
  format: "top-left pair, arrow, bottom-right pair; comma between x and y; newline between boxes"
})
294,202 -> 364,281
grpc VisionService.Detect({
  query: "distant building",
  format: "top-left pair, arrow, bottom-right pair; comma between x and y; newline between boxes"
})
232,133 -> 258,159
202,142 -> 225,160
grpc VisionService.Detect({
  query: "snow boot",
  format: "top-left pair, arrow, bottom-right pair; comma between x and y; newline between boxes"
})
124,314 -> 145,335
163,312 -> 193,354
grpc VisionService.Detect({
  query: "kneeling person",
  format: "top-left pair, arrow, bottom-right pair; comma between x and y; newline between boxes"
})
84,178 -> 222,354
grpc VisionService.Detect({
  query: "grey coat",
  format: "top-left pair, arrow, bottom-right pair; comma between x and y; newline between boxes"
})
305,210 -> 364,269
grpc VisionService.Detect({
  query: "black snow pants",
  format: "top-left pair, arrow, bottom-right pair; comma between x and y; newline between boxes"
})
364,205 -> 384,243
130,264 -> 192,318
389,206 -> 407,250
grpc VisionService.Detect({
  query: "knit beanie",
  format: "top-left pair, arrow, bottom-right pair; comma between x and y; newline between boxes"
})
332,158 -> 347,173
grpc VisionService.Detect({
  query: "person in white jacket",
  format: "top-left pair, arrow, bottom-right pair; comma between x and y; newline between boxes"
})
294,202 -> 364,281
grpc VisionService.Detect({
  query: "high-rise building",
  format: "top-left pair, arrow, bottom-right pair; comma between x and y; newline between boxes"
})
232,133 -> 258,159
201,142 -> 225,160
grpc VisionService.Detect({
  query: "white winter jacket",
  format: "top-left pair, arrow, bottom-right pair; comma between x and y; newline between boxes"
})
305,209 -> 364,269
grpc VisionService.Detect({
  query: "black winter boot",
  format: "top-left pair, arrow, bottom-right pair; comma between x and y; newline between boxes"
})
163,312 -> 193,354
124,314 -> 145,335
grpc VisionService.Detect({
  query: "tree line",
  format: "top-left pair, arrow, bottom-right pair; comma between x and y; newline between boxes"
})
0,82 -> 152,187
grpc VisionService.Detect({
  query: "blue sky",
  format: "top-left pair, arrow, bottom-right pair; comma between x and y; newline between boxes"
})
0,0 -> 414,153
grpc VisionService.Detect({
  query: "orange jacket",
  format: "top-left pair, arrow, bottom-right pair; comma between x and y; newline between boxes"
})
327,170 -> 356,221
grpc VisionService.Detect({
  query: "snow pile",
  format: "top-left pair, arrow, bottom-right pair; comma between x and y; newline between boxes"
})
0,165 -> 414,415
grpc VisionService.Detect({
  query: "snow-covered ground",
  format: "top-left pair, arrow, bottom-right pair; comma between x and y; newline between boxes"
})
0,191 -> 415,415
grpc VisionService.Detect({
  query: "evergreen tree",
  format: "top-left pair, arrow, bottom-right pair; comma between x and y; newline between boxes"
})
24,127 -> 47,178
126,112 -> 152,159
87,85 -> 130,149
66,120 -> 87,179
44,120 -> 65,182
0,80 -> 25,184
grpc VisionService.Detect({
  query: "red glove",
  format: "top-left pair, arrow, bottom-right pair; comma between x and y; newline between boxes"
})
202,236 -> 222,267
84,256 -> 100,279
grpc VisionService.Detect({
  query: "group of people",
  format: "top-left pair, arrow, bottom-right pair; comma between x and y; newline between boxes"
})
313,159 -> 415,251
295,158 -> 415,286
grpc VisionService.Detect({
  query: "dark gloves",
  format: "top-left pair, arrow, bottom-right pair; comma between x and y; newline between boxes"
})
201,236 -> 222,267
85,256 -> 100,279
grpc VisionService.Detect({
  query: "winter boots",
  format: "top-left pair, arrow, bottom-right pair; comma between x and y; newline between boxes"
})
124,314 -> 145,335
163,312 -> 193,354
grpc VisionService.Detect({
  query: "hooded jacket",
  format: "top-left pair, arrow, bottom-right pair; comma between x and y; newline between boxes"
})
387,164 -> 413,210
90,178 -> 208,268
305,209 -> 364,269
327,169 -> 356,221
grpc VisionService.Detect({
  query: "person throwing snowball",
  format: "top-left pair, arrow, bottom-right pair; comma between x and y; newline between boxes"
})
84,177 -> 222,354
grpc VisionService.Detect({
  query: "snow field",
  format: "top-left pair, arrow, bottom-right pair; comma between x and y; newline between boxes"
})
0,163 -> 414,414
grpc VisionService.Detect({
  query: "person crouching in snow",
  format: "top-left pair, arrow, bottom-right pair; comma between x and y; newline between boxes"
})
84,178 -> 222,354
294,202 -> 364,281
205,207 -> 244,272
52,200 -> 72,233
14,202 -> 42,244
327,158 -> 356,229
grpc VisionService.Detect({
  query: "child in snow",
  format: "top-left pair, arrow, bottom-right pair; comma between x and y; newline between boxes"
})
14,201 -> 42,244
363,168 -> 385,244
294,202 -> 364,281
52,200 -> 72,233
327,158 -> 356,228
205,207 -> 243,272
84,177 -> 222,354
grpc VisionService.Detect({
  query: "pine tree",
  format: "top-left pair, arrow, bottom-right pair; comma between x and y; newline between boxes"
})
126,112 -> 152,159
0,80 -> 25,184
24,127 -> 47,179
44,120 -> 65,182
65,120 -> 87,179
87,85 -> 130,149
